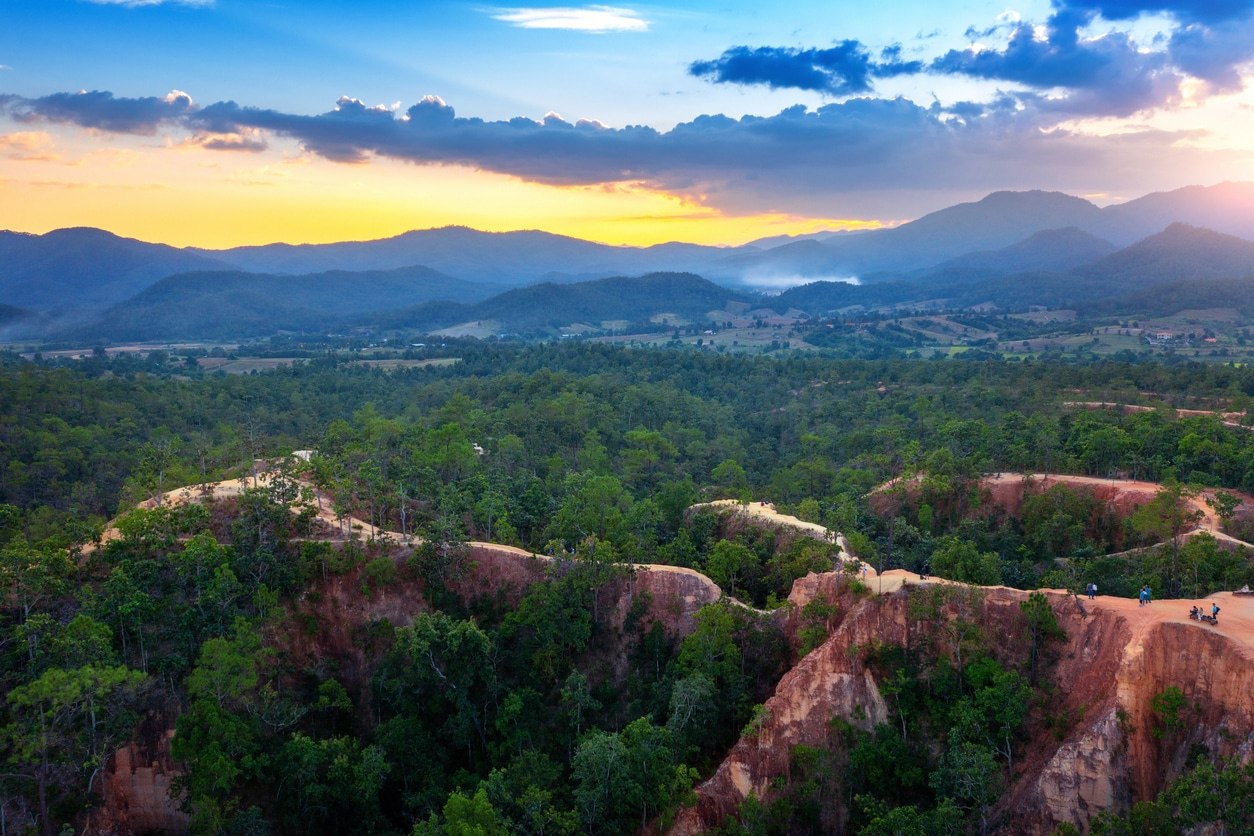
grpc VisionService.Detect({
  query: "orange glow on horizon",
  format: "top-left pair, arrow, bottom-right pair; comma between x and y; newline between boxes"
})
0,134 -> 884,249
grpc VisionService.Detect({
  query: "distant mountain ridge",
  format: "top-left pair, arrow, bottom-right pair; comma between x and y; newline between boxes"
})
8,181 -> 1254,343
371,272 -> 750,334
0,227 -> 230,314
66,265 -> 490,341
924,227 -> 1119,279
189,181 -> 1254,285
733,183 -> 1254,282
775,221 -> 1254,315
197,227 -> 755,286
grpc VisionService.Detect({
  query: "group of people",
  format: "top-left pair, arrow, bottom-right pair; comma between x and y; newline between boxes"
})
1086,582 -> 1222,623
1189,603 -> 1221,623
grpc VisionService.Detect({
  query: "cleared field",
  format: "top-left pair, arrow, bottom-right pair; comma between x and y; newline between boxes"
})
431,320 -> 500,338
350,358 -> 461,369
21,342 -> 236,360
199,357 -> 297,373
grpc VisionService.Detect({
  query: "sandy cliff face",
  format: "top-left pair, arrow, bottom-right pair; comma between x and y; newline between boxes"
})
669,573 -> 1254,835
89,716 -> 187,835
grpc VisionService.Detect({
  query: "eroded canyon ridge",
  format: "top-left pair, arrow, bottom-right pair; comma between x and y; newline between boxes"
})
5,345 -> 1254,835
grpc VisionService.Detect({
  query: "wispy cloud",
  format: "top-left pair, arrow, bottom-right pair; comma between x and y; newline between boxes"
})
491,5 -> 647,32
81,0 -> 214,7
0,131 -> 60,162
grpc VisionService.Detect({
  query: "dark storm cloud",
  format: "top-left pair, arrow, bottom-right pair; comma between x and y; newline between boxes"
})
688,41 -> 922,96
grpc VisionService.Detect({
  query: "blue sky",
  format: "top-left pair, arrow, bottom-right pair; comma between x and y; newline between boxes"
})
1,0 -> 1252,246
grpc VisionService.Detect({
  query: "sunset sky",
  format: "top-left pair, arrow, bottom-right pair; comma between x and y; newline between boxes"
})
2,0 -> 1253,248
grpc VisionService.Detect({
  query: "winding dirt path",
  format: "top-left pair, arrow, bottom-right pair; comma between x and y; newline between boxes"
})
104,476 -> 727,598
861,564 -> 1254,665
692,499 -> 865,574
1064,401 -> 1250,430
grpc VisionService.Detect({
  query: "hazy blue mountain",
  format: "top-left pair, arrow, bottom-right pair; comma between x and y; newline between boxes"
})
66,264 -> 488,341
774,221 -> 1254,314
1072,223 -> 1254,285
1100,181 -> 1254,244
202,227 -> 752,285
0,303 -> 44,340
743,229 -> 865,249
924,227 -> 1118,279
721,190 -> 1108,282
372,272 -> 751,334
716,183 -> 1254,282
0,227 -> 231,313
932,223 -> 1254,310
9,182 -> 1254,338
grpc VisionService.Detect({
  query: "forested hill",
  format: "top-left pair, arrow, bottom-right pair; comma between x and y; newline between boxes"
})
6,345 -> 1254,835
920,226 -> 1119,279
773,222 -> 1254,315
62,265 -> 494,341
0,227 -> 230,312
372,272 -> 752,333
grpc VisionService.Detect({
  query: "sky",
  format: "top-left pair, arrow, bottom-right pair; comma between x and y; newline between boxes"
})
1,0 -> 1253,248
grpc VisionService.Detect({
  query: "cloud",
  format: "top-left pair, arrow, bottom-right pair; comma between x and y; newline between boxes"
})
491,5 -> 647,32
0,65 -> 11,71
930,14 -> 1179,116
81,0 -> 214,6
0,131 -> 59,161
1,89 -> 194,134
1060,0 -> 1254,24
689,2 -> 1254,117
200,135 -> 268,152
689,42 -> 922,95
3,87 -> 1228,217
930,3 -> 1254,113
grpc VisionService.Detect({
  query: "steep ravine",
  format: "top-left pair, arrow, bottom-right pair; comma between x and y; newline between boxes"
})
89,544 -> 726,835
667,572 -> 1254,835
90,480 -> 1254,834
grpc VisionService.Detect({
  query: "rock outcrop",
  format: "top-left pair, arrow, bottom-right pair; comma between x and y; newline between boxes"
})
668,573 -> 1254,835
89,722 -> 187,835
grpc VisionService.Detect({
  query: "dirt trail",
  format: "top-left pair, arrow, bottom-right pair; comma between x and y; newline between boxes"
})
871,568 -> 1254,657
693,499 -> 867,575
106,477 -> 728,593
984,472 -> 1254,546
1064,401 -> 1249,430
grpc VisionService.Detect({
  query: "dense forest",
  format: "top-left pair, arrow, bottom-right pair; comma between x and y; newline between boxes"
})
4,343 -> 1254,834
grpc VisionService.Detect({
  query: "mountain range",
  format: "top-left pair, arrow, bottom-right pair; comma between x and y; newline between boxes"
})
4,181 -> 1254,341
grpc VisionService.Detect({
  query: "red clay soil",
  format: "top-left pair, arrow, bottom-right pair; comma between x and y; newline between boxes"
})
872,472 -> 1254,552
667,573 -> 1254,836
1064,401 -> 1248,429
89,477 -> 729,833
91,476 -> 1254,835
